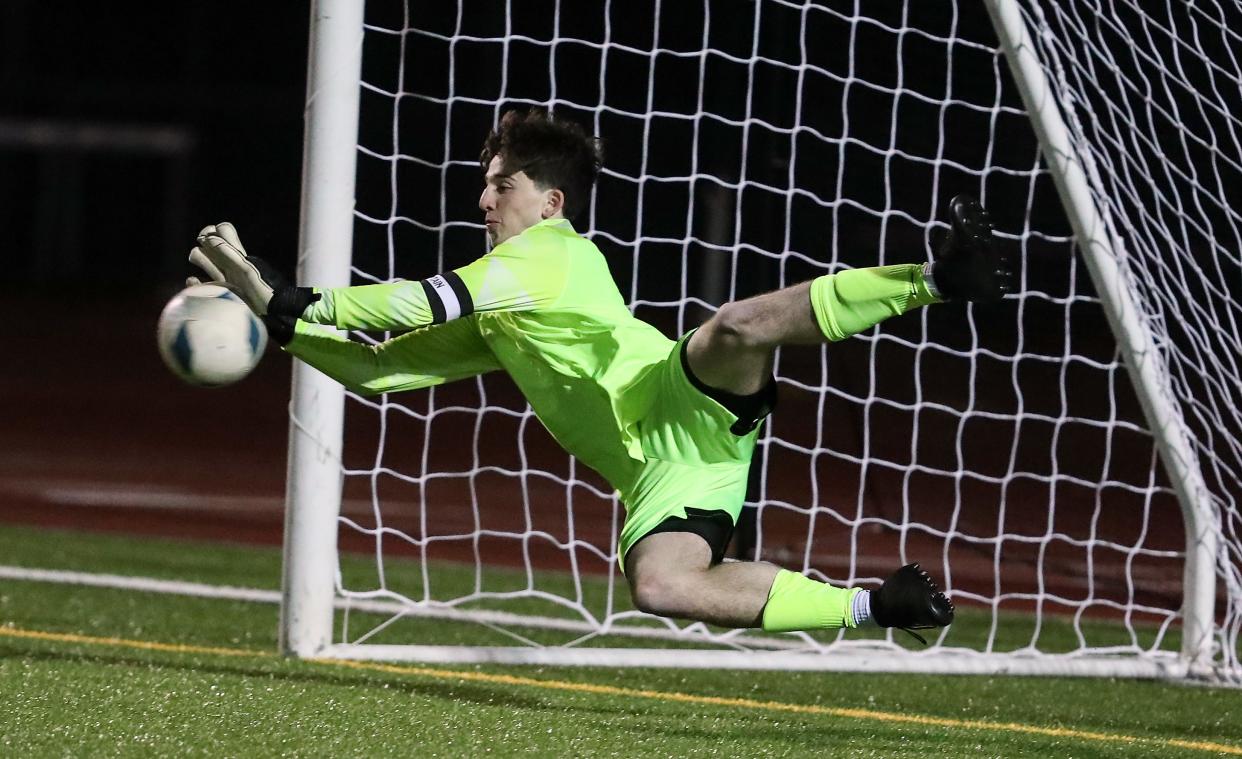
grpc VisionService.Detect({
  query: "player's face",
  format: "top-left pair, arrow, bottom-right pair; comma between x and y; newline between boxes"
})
479,155 -> 561,245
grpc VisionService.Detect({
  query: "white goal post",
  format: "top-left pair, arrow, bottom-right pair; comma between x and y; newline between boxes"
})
279,0 -> 365,657
281,0 -> 1241,683
983,0 -> 1220,675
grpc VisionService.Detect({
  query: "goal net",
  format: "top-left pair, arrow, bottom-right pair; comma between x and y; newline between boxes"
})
288,0 -> 1241,681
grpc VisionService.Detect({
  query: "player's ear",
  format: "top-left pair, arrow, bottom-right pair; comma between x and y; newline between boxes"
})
542,188 -> 566,218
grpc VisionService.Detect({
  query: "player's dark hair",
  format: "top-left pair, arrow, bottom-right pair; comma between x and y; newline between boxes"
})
480,108 -> 603,222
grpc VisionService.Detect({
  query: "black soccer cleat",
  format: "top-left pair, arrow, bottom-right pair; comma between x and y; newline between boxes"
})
930,194 -> 1014,303
870,563 -> 955,645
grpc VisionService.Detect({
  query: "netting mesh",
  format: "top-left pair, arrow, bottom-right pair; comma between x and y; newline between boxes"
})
1014,0 -> 1242,675
325,0 -> 1240,676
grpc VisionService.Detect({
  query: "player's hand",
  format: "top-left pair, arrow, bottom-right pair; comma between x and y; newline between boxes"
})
186,245 -> 226,289
193,223 -> 278,314
930,195 -> 1014,303
185,245 -> 226,288
190,223 -> 319,319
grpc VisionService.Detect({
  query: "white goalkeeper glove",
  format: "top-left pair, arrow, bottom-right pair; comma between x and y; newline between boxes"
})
185,245 -> 226,288
192,223 -> 279,314
188,222 -> 319,343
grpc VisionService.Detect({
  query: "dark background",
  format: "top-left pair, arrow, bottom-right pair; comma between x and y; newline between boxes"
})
0,1 -> 1059,300
1,2 -> 308,541
1,2 -> 308,294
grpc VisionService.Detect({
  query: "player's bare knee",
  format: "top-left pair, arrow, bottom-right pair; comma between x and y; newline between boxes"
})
706,301 -> 769,352
629,574 -> 690,617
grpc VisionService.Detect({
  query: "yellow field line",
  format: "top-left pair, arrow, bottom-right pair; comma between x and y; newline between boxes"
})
2,625 -> 1237,755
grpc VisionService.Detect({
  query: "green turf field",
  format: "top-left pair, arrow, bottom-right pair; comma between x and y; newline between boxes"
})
1,525 -> 1239,757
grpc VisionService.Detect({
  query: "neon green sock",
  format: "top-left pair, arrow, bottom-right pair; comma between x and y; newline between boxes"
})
761,569 -> 860,633
809,264 -> 940,342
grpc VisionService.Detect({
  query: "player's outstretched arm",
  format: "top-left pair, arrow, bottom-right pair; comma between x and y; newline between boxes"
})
189,220 -> 571,338
301,232 -> 571,333
284,318 -> 502,396
188,222 -> 503,391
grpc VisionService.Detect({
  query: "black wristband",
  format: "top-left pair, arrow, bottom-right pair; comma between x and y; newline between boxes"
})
268,286 -> 321,319
263,314 -> 298,346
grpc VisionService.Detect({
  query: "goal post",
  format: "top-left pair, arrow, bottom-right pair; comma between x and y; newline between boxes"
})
281,0 -> 1241,683
279,0 -> 366,658
982,0 -> 1220,673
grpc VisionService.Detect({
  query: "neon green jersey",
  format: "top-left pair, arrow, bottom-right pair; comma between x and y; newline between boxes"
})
285,217 -> 674,496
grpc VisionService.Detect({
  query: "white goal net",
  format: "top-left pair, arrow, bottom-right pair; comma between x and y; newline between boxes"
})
290,0 -> 1241,681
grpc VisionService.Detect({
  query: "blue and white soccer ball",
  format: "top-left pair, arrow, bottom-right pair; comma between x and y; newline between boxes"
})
157,283 -> 267,387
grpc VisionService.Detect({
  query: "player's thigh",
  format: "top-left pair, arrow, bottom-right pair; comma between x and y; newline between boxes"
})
618,459 -> 749,565
624,531 -> 714,607
640,333 -> 769,463
624,504 -> 737,572
687,282 -> 818,395
626,531 -> 713,578
617,336 -> 759,574
685,317 -> 775,397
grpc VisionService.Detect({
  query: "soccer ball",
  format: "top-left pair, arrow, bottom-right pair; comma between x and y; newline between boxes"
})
157,283 -> 267,387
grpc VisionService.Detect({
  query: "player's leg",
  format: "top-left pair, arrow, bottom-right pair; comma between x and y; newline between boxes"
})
625,531 -> 777,627
624,327 -> 955,638
685,282 -> 818,396
688,194 -> 1011,396
625,527 -> 955,639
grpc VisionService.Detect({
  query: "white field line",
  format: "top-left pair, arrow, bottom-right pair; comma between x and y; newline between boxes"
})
2,564 -> 1209,681
1,478 -> 378,516
0,565 -> 813,651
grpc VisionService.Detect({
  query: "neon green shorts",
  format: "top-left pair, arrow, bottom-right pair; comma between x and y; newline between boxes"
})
616,332 -> 765,567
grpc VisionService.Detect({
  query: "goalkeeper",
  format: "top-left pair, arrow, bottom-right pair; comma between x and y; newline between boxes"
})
191,108 -> 1012,641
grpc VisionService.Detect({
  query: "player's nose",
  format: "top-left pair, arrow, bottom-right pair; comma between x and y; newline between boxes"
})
478,188 -> 493,212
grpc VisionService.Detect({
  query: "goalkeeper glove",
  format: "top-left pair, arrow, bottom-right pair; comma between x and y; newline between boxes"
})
929,195 -> 1014,303
185,246 -> 225,288
189,222 -> 319,344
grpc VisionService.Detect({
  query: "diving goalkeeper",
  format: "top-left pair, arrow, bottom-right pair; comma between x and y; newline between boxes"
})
191,108 -> 1013,641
